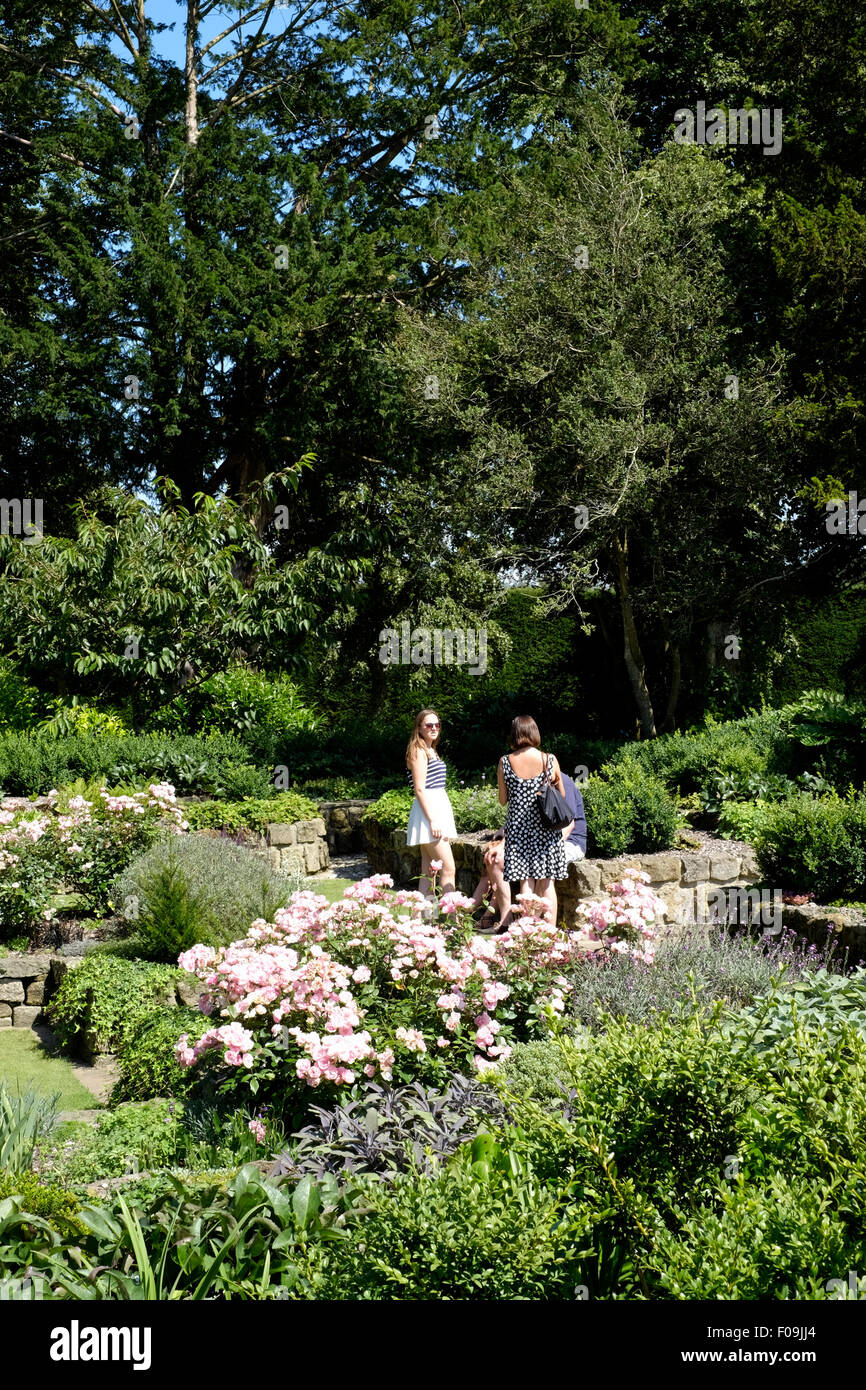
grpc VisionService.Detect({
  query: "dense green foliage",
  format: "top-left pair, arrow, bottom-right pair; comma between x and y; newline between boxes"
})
0,477 -> 317,726
299,1142 -> 593,1301
111,1009 -> 211,1105
46,955 -> 181,1056
43,1101 -> 185,1185
582,765 -> 680,856
0,731 -> 264,798
753,792 -> 866,899
364,785 -> 506,836
0,1171 -> 84,1239
152,667 -> 321,764
1,1 -> 862,735
182,790 -> 320,835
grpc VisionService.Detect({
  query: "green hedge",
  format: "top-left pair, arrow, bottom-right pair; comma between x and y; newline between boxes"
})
0,731 -> 272,798
753,791 -> 866,902
582,764 -> 680,856
772,590 -> 866,704
182,789 -> 319,834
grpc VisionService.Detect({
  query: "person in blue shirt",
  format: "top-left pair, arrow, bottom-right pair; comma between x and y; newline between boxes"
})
559,772 -> 587,865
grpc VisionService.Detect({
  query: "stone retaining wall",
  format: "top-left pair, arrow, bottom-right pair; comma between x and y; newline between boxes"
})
780,902 -> 866,964
263,818 -> 330,876
364,816 -> 766,934
0,951 -> 86,1030
204,817 -> 331,875
316,800 -> 374,855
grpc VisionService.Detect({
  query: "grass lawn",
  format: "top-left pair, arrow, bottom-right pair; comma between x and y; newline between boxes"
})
0,1031 -> 99,1110
302,876 -> 355,903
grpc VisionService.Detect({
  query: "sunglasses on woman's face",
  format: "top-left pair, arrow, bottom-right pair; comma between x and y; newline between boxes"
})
424,721 -> 440,729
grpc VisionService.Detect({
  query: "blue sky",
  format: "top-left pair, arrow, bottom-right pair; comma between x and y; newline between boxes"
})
123,1 -> 327,70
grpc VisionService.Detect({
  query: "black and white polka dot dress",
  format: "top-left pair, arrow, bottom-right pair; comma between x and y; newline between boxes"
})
502,753 -> 568,881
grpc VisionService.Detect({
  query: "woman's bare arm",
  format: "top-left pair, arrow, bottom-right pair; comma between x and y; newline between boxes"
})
497,758 -> 508,805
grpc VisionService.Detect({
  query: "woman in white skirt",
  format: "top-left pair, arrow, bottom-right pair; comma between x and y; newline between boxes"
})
405,708 -> 457,900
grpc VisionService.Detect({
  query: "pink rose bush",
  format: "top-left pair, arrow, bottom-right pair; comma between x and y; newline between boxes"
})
575,868 -> 667,964
0,782 -> 188,928
175,877 -> 585,1096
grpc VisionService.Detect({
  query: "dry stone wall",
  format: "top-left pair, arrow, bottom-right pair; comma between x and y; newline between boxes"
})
0,951 -> 86,1030
263,817 -> 330,875
363,814 -> 809,938
316,800 -> 374,854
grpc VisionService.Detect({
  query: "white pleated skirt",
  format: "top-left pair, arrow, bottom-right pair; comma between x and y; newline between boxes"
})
406,789 -> 457,845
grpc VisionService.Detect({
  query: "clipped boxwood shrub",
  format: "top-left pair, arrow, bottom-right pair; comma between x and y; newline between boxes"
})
582,764 -> 679,856
649,1174 -> 853,1300
499,1038 -> 587,1109
753,791 -> 866,901
46,954 -> 181,1055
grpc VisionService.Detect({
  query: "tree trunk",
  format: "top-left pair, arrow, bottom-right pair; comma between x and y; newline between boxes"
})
658,612 -> 682,733
660,640 -> 681,733
609,533 -> 657,739
185,0 -> 200,149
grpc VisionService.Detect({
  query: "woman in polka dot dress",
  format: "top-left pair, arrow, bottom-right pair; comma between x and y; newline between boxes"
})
497,714 -> 568,923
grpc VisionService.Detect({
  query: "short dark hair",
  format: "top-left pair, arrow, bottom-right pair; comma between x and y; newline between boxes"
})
510,714 -> 541,750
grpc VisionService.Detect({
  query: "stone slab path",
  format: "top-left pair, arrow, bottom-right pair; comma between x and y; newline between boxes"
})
34,1024 -> 118,1115
316,852 -> 369,882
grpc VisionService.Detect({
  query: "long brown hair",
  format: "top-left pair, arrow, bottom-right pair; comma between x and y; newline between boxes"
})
406,708 -> 441,766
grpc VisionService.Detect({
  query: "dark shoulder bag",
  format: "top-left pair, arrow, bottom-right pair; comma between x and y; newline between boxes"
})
536,752 -> 573,831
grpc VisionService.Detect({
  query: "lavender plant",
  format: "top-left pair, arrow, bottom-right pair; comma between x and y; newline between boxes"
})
566,926 -> 834,1032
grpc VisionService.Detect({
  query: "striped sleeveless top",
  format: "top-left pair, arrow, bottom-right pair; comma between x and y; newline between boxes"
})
406,754 -> 447,790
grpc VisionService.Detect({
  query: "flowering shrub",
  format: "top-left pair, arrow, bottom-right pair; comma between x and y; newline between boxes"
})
175,877 -> 583,1100
0,783 -> 187,931
574,868 -> 667,964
